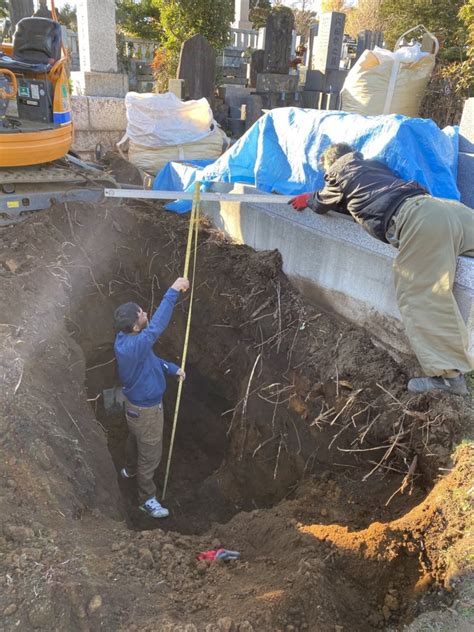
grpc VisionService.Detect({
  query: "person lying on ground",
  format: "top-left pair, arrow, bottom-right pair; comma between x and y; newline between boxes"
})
289,143 -> 474,396
114,277 -> 189,518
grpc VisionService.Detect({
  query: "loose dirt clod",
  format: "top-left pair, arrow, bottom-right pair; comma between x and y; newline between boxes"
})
0,200 -> 472,631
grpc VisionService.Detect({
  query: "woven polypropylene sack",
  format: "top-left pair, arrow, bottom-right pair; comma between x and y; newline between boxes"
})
341,49 -> 435,117
128,126 -> 229,175
125,92 -> 214,147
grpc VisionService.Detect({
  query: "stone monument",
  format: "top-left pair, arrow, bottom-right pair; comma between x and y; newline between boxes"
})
232,0 -> 252,30
249,50 -> 264,89
244,8 -> 300,130
71,0 -> 128,97
177,34 -> 216,104
263,9 -> 294,74
312,12 -> 345,73
306,24 -> 319,70
303,12 -> 347,110
356,29 -> 384,61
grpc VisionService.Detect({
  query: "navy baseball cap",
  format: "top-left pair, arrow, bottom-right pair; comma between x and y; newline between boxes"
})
114,302 -> 140,333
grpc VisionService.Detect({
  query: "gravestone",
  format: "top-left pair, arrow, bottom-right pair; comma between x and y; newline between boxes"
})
244,94 -> 264,131
249,50 -> 264,88
177,34 -> 216,104
356,29 -> 384,60
263,10 -> 295,74
241,10 -> 300,133
168,78 -> 186,100
312,12 -> 345,73
303,12 -> 346,111
307,24 -> 319,70
256,73 -> 298,93
233,0 -> 252,29
305,69 -> 325,92
71,0 -> 128,96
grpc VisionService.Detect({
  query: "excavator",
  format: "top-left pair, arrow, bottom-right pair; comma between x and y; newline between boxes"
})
0,1 -> 115,225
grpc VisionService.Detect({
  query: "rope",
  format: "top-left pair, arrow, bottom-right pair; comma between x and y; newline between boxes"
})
162,182 -> 201,500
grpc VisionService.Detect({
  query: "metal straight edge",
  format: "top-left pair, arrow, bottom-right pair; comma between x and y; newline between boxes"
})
104,188 -> 294,205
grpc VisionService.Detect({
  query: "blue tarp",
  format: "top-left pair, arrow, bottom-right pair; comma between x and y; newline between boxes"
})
153,108 -> 460,213
154,159 -> 214,213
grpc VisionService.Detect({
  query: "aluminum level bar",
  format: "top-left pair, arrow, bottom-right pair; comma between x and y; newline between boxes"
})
104,188 -> 294,205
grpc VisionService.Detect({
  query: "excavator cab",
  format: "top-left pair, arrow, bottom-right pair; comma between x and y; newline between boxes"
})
0,5 -> 117,226
0,15 -> 73,166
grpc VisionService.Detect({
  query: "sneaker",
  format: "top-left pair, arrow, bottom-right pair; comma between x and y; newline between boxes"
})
139,497 -> 169,519
407,374 -> 468,396
120,467 -> 136,479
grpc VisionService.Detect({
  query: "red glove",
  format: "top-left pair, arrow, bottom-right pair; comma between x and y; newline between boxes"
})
289,193 -> 311,211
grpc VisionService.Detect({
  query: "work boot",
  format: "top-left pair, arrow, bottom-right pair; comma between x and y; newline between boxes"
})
407,374 -> 468,395
120,467 -> 136,479
139,497 -> 169,519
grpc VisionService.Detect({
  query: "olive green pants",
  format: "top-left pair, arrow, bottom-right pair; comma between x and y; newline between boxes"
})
124,398 -> 164,504
388,195 -> 474,377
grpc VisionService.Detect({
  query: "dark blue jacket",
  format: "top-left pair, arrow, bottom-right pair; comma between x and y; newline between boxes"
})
114,288 -> 180,407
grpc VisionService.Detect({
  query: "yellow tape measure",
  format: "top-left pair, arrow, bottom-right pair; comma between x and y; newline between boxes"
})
162,182 -> 200,500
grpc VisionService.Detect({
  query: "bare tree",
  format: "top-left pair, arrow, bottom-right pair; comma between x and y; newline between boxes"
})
320,0 -> 345,13
345,0 -> 388,38
293,8 -> 318,42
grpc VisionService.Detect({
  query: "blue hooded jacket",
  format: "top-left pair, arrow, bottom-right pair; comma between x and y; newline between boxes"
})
114,288 -> 180,407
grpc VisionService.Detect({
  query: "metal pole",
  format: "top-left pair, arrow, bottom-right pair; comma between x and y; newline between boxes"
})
104,188 -> 294,205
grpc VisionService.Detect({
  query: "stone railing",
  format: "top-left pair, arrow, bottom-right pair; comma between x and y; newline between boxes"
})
123,37 -> 158,61
66,27 -> 254,71
230,27 -> 259,50
64,30 -> 157,72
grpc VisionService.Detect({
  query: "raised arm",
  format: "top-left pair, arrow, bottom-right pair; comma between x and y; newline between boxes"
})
133,278 -> 189,353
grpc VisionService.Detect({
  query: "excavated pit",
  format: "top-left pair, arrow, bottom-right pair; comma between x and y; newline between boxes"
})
0,198 -> 471,632
67,200 -> 431,536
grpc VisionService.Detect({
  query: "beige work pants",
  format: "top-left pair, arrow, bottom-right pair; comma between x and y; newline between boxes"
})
124,398 -> 164,504
389,195 -> 474,377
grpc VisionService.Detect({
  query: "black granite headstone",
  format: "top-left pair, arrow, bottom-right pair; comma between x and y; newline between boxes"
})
250,50 -> 264,88
177,34 -> 216,103
356,29 -> 384,60
263,10 -> 295,74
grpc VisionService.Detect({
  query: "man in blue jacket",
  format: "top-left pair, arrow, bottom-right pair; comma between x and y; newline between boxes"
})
114,277 -> 189,518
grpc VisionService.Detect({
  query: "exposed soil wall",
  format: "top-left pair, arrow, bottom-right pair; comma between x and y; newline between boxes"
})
0,200 -> 472,631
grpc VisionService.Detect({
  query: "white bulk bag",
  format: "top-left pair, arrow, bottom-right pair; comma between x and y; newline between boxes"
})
128,126 -> 230,175
341,26 -> 438,118
124,92 -> 214,147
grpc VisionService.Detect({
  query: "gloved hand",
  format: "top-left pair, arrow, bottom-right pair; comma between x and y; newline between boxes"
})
288,193 -> 311,211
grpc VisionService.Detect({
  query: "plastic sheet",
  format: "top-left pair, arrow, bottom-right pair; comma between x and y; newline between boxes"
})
153,108 -> 459,213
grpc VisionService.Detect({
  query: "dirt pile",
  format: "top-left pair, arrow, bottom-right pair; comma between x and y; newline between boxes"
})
0,199 -> 472,631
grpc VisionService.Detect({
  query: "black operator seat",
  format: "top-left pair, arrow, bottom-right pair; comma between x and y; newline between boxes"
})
0,17 -> 62,73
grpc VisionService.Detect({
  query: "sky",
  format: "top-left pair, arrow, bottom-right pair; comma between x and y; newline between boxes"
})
47,1 -> 75,7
